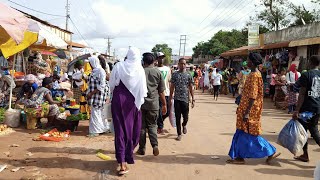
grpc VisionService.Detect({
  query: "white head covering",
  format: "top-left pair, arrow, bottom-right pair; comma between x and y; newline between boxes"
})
89,56 -> 106,92
109,47 -> 147,110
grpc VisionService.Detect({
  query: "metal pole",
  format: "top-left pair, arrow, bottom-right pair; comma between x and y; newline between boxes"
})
65,0 -> 70,31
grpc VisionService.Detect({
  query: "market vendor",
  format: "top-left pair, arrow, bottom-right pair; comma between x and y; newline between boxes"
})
25,77 -> 62,128
17,74 -> 38,100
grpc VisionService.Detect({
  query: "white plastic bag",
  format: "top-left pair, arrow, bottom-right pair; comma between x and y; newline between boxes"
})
277,119 -> 308,155
4,109 -> 21,128
102,103 -> 112,120
169,100 -> 176,128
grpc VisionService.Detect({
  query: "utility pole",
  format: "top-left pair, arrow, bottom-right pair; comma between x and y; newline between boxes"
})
178,35 -> 187,58
65,0 -> 70,31
113,49 -> 116,61
105,37 -> 114,57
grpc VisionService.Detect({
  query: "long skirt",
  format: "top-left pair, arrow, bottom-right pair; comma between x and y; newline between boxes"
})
89,106 -> 109,134
112,81 -> 142,164
228,129 -> 276,159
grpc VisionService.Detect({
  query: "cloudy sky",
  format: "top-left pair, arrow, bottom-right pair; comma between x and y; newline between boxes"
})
1,0 -> 315,59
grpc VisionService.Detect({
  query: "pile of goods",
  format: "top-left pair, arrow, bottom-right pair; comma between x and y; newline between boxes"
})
66,113 -> 88,121
0,124 -> 15,136
34,128 -> 70,142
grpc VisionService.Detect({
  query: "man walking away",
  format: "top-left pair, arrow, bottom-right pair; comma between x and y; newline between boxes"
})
157,52 -> 171,134
293,55 -> 320,162
170,58 -> 195,141
137,53 -> 167,156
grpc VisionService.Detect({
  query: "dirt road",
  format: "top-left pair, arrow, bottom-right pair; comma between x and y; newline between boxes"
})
0,92 -> 318,180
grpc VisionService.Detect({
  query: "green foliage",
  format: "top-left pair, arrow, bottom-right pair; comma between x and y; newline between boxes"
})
192,29 -> 247,58
151,44 -> 172,65
289,4 -> 320,27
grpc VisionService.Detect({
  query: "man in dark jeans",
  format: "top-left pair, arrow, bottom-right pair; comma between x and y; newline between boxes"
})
293,55 -> 320,162
170,58 -> 195,141
137,53 -> 167,156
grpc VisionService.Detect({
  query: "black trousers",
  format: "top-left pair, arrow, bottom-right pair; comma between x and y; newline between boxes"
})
231,84 -> 238,97
174,100 -> 189,136
213,85 -> 220,98
298,114 -> 320,154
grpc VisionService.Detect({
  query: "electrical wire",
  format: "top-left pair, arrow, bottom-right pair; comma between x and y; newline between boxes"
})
69,17 -> 90,46
198,0 -> 224,26
7,0 -> 65,17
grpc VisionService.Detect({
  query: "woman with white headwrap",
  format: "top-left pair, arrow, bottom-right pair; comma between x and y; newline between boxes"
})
109,47 -> 147,175
86,56 -> 109,137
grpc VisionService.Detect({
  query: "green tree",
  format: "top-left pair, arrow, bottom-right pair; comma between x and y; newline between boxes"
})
192,29 -> 247,58
151,44 -> 172,65
289,4 -> 320,27
250,0 -> 290,31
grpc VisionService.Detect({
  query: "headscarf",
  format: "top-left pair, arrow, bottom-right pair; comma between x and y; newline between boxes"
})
289,64 -> 299,81
88,56 -> 106,92
25,74 -> 37,83
109,47 -> 147,110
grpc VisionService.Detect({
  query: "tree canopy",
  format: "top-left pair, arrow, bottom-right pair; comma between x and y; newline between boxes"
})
151,44 -> 172,65
192,29 -> 247,58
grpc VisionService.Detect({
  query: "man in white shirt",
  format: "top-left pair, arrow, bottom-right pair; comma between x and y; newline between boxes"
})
211,69 -> 222,101
157,52 -> 171,134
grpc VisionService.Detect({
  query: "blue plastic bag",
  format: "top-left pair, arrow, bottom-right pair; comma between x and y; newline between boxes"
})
277,119 -> 308,155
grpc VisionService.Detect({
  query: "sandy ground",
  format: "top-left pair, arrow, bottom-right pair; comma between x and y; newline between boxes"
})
0,91 -> 318,180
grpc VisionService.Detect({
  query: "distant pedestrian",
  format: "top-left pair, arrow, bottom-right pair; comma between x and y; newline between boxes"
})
170,58 -> 195,141
109,47 -> 148,175
137,52 -> 167,156
227,52 -> 280,165
156,52 -> 171,134
212,69 -> 223,101
293,55 -> 320,163
286,64 -> 300,113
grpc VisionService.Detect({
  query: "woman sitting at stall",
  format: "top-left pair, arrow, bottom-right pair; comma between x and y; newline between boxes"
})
25,77 -> 62,128
17,74 -> 38,100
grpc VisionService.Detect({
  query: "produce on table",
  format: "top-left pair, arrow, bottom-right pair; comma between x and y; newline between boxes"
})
0,108 -> 5,123
67,105 -> 80,109
55,97 -> 62,102
59,107 -> 65,113
66,113 -> 88,121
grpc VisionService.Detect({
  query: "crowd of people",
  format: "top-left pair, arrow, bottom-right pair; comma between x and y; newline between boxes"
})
7,47 -> 319,176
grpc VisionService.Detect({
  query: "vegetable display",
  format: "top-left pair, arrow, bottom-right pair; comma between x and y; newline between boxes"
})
66,113 -> 88,121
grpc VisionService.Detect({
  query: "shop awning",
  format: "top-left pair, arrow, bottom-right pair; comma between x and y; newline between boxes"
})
66,41 -> 86,48
289,37 -> 320,47
262,41 -> 290,49
220,46 -> 249,57
35,22 -> 68,49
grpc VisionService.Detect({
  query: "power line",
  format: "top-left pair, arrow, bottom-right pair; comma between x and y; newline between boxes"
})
69,17 -> 90,46
7,0 -> 65,17
197,1 -> 254,40
194,0 -> 239,36
198,0 -> 224,26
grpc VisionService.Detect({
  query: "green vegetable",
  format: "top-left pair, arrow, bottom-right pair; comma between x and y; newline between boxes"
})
0,108 -> 5,123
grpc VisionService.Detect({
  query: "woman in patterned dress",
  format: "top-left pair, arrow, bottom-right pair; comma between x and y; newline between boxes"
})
227,52 -> 281,164
86,57 -> 109,137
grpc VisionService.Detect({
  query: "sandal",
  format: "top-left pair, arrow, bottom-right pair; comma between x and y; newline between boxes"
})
266,152 -> 281,164
226,159 -> 245,164
294,155 -> 309,162
118,167 -> 129,176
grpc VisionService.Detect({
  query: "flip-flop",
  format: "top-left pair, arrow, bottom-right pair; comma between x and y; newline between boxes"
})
294,156 -> 309,162
266,152 -> 281,164
118,167 -> 129,176
226,159 -> 245,164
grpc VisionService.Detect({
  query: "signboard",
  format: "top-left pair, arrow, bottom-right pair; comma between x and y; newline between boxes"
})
248,24 -> 259,46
